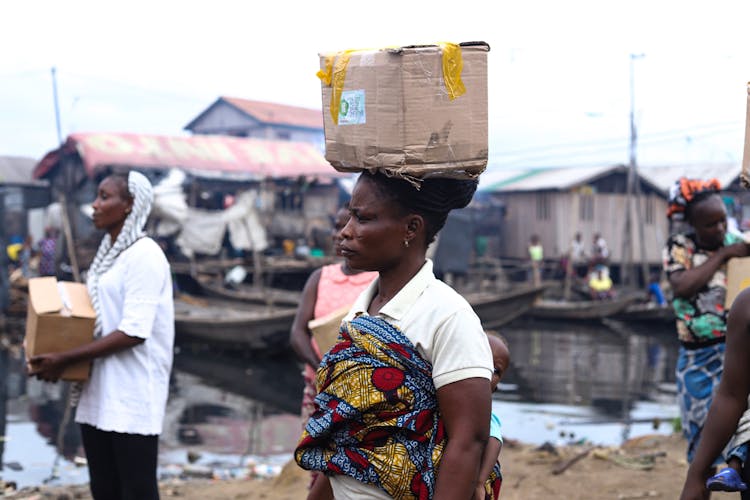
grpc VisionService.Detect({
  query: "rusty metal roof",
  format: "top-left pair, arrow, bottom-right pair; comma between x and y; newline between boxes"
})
34,132 -> 341,181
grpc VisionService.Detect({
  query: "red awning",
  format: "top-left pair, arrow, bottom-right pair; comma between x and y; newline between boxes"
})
34,132 -> 341,180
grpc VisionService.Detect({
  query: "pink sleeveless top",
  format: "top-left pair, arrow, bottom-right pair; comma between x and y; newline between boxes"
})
313,264 -> 378,319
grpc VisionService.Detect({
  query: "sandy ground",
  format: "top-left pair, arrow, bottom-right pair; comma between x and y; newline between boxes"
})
6,433 -> 696,499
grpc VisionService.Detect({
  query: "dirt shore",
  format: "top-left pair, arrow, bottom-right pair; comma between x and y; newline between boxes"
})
6,433 -> 692,500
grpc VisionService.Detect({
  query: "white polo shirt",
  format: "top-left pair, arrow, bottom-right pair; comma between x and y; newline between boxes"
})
345,259 -> 492,389
75,238 -> 174,436
332,260 -> 492,499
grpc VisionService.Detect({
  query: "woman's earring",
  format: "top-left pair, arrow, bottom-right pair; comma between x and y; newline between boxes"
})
404,239 -> 410,248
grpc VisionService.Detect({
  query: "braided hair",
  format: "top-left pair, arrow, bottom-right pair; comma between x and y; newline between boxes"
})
360,171 -> 477,244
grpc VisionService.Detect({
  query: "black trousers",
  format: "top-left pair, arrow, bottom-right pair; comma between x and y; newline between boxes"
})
80,424 -> 160,500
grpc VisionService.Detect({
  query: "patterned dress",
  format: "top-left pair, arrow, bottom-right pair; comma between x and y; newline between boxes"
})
663,231 -> 748,463
296,315 -> 501,499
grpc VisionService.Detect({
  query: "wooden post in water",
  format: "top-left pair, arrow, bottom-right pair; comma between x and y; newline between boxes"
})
59,193 -> 81,283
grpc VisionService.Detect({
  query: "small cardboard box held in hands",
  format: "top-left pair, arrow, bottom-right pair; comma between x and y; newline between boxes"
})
25,277 -> 96,381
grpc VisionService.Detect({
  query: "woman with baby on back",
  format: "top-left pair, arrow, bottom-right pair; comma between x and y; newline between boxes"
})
295,170 -> 499,499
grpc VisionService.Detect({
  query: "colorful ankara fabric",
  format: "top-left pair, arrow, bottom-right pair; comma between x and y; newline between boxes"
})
301,264 -> 377,426
666,177 -> 721,221
295,315 -> 502,499
663,232 -> 743,345
676,342 -> 748,464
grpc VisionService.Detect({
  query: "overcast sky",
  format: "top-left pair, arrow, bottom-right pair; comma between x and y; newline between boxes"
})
2,0 -> 750,170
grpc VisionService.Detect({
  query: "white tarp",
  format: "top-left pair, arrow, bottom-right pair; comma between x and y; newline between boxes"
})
152,169 -> 189,236
77,169 -> 267,258
175,190 -> 268,258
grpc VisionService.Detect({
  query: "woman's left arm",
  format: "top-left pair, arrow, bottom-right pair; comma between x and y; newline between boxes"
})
434,377 -> 491,500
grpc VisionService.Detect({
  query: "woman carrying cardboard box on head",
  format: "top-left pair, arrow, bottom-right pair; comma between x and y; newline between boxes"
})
29,170 -> 174,500
295,170 -> 499,500
663,177 -> 750,496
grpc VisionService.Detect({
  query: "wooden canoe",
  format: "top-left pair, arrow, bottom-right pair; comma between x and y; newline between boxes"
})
173,295 -> 296,351
528,296 -> 637,321
192,273 -> 301,307
465,284 -> 547,329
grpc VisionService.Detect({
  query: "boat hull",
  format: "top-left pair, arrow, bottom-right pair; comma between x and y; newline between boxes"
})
174,296 -> 296,351
529,296 -> 636,320
466,285 -> 547,329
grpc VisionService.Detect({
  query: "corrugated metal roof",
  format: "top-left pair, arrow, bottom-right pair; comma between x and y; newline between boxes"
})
478,165 -> 620,192
0,156 -> 46,185
636,163 -> 742,193
222,97 -> 323,130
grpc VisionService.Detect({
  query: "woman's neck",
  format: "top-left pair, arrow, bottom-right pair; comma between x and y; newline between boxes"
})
369,256 -> 426,314
108,226 -> 123,242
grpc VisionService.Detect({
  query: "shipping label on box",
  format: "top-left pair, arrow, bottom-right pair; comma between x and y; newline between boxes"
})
318,41 -> 489,180
725,257 -> 750,309
25,277 -> 96,381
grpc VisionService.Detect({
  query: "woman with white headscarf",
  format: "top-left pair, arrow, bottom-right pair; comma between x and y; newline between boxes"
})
30,171 -> 174,500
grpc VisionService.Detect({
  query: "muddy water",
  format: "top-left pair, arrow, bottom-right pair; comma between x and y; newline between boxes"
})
0,317 -> 679,489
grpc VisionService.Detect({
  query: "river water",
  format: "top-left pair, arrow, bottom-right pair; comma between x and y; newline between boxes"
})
0,316 -> 680,489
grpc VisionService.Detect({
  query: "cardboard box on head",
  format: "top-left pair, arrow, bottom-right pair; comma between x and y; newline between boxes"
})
318,41 -> 489,183
25,276 -> 95,381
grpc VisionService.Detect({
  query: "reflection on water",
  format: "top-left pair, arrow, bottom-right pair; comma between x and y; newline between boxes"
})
494,317 -> 679,445
0,317 -> 681,488
499,318 -> 677,411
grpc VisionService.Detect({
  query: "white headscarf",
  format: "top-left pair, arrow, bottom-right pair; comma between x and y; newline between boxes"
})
87,171 -> 154,338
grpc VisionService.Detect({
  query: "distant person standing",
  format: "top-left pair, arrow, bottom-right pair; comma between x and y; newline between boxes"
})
38,227 -> 58,277
568,231 -> 588,279
528,234 -> 543,286
591,232 -> 609,267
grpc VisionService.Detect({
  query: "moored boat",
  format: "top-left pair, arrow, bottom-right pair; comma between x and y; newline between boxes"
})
173,295 -> 296,351
465,284 -> 547,329
192,272 -> 301,307
612,303 -> 675,323
528,295 -> 637,321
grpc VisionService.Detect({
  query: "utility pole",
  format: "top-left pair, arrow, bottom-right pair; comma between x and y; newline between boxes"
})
51,67 -> 63,145
50,66 -> 81,282
621,54 -> 647,288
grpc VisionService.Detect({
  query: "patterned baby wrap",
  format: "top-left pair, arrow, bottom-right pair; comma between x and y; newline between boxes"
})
295,314 -> 501,499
